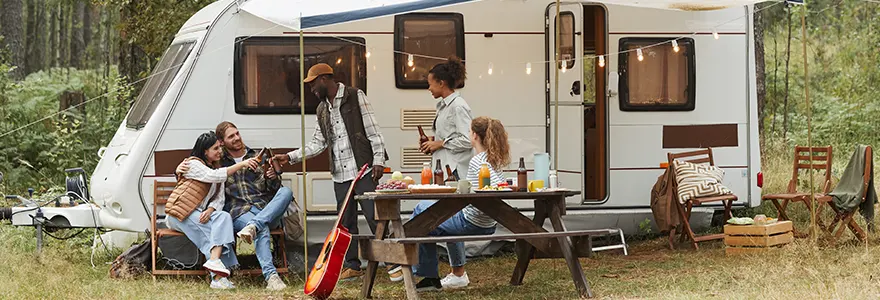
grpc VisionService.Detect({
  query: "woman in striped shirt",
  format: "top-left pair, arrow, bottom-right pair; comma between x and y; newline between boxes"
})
411,116 -> 510,291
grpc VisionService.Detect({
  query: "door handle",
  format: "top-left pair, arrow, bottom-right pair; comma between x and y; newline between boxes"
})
569,80 -> 581,96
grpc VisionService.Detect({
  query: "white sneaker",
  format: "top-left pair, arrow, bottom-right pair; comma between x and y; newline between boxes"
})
266,273 -> 287,291
237,223 -> 257,244
203,259 -> 230,277
387,265 -> 404,282
440,272 -> 469,289
210,277 -> 235,289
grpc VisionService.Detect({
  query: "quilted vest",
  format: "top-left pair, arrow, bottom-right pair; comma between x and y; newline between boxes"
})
165,157 -> 214,221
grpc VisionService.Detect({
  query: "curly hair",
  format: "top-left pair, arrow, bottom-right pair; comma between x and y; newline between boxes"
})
471,116 -> 510,170
428,56 -> 467,88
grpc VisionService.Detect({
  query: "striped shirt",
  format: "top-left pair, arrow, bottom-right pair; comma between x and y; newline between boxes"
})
463,152 -> 505,228
288,83 -> 386,183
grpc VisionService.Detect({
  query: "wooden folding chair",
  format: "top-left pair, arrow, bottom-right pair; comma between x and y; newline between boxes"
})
817,146 -> 873,245
761,146 -> 833,237
151,180 -> 289,277
667,148 -> 737,250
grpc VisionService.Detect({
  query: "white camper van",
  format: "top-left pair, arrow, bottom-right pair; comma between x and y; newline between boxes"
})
37,0 -> 763,237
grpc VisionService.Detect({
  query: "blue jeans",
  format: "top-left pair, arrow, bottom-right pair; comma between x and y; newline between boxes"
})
231,187 -> 293,280
411,200 -> 496,278
167,209 -> 238,272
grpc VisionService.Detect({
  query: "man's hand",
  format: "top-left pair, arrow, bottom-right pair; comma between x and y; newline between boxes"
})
175,161 -> 190,175
199,208 -> 215,224
372,165 -> 384,183
419,140 -> 443,154
273,154 -> 291,165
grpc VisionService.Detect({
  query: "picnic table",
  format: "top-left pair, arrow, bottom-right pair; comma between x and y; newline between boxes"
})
355,190 -> 604,299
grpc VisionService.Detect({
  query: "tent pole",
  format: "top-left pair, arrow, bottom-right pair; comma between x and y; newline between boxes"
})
799,5 -> 816,242
553,0 -> 560,169
299,19 -> 309,277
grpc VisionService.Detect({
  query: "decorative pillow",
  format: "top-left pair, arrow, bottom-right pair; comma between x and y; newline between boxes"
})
672,160 -> 732,204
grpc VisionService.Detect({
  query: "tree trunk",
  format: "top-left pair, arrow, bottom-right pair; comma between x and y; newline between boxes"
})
70,0 -> 85,69
24,0 -> 36,74
0,0 -> 25,80
83,2 -> 93,66
118,0 -> 150,98
49,4 -> 57,69
755,3 -> 768,141
59,2 -> 68,68
782,6 -> 793,141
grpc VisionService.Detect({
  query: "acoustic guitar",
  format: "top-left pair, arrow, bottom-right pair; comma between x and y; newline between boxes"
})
304,163 -> 370,299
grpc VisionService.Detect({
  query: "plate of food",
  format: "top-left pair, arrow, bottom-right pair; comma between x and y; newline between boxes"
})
376,180 -> 411,194
475,182 -> 514,192
408,184 -> 457,194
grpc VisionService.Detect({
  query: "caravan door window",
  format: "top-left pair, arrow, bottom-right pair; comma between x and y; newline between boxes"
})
394,13 -> 465,89
618,37 -> 695,111
234,37 -> 367,114
125,41 -> 195,129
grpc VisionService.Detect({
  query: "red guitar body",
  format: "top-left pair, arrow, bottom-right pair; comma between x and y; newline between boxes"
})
304,164 -> 370,299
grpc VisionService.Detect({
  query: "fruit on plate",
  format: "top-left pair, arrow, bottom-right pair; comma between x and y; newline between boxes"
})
391,171 -> 404,181
377,180 -> 408,190
402,176 -> 415,186
478,184 -> 511,191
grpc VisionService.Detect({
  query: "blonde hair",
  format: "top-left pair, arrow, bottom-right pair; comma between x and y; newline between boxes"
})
471,116 -> 510,170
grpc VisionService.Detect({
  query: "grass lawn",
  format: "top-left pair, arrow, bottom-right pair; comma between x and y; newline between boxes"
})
3,219 -> 880,299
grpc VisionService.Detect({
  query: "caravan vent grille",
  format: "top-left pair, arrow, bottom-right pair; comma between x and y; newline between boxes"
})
401,109 -> 436,130
401,147 -> 432,169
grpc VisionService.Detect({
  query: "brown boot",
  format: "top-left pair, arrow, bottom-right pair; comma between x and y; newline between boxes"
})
339,267 -> 364,281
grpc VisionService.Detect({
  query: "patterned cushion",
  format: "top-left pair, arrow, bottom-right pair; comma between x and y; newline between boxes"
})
673,160 -> 733,204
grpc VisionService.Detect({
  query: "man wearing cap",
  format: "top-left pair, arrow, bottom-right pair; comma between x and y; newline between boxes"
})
274,63 -> 387,281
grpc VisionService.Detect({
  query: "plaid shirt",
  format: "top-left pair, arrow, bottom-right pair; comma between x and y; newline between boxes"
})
219,147 -> 281,220
288,83 -> 386,183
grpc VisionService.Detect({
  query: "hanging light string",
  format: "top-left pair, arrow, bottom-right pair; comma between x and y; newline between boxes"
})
318,0 -> 788,69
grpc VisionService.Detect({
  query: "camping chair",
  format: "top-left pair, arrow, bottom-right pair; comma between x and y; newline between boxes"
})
817,146 -> 874,245
151,180 -> 289,277
667,148 -> 737,250
761,146 -> 833,237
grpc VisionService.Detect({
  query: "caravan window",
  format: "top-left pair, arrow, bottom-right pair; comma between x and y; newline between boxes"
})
618,38 -> 695,111
126,41 -> 195,128
394,13 -> 465,89
234,37 -> 367,114
556,12 -> 575,70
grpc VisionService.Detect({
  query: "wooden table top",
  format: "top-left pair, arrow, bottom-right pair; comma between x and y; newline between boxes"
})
356,190 -> 580,201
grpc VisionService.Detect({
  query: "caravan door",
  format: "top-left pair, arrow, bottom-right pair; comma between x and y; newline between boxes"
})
546,3 -> 584,205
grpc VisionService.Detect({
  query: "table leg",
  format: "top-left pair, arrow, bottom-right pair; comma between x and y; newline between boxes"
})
548,197 -> 593,298
390,219 -> 419,300
511,203 -> 547,285
361,220 -> 388,299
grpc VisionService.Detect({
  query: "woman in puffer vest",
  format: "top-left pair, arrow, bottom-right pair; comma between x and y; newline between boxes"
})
166,131 -> 259,289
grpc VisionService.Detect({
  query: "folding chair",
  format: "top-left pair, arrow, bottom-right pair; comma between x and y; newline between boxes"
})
667,148 -> 737,250
817,146 -> 873,245
761,146 -> 833,237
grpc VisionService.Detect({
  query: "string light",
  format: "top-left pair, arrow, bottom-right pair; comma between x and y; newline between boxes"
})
712,29 -> 720,40
636,49 -> 644,61
487,62 -> 494,75
526,62 -> 532,75
407,54 -> 414,67
598,55 -> 605,67
672,40 -> 680,53
561,63 -> 567,73
336,58 -> 342,64
365,50 -> 371,58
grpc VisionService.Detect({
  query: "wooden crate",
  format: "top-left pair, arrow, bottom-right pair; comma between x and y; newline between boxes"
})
724,221 -> 793,255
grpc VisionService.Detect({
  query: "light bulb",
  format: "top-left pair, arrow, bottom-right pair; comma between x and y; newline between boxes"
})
598,55 -> 605,67
637,49 -> 644,62
365,51 -> 371,58
712,29 -> 720,40
488,63 -> 493,75
336,58 -> 342,65
407,54 -> 414,67
526,62 -> 532,75
561,64 -> 567,73
672,40 -> 680,53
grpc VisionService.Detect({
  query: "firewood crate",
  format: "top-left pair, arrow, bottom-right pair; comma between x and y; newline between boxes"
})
724,220 -> 793,255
